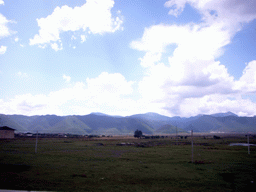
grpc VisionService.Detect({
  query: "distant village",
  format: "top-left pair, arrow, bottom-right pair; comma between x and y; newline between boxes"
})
15,132 -> 112,138
0,126 -> 114,139
0,126 -> 177,140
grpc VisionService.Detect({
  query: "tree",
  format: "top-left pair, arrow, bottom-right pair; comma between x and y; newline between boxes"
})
134,129 -> 143,138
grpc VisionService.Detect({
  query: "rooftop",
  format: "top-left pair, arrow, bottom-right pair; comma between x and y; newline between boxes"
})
0,126 -> 15,131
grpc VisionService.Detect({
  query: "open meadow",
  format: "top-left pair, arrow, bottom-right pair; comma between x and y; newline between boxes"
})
0,134 -> 256,192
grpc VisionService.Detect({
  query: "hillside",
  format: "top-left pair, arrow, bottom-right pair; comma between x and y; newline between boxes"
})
0,112 -> 256,135
155,124 -> 186,134
0,113 -> 155,135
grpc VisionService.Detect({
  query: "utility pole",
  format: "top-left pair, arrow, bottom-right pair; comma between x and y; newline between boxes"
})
35,131 -> 38,153
247,133 -> 250,155
191,130 -> 193,163
176,126 -> 178,145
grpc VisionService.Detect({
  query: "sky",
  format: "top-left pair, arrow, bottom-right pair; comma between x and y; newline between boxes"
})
0,0 -> 256,117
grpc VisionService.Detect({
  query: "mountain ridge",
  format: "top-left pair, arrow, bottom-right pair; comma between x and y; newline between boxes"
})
1,112 -> 255,135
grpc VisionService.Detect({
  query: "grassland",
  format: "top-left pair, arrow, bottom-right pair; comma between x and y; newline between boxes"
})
0,134 -> 256,191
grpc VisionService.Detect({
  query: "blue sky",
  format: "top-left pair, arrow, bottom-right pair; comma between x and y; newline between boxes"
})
0,0 -> 256,117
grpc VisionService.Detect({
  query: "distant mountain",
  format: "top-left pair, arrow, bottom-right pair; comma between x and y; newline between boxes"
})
0,114 -> 27,132
90,112 -> 110,116
182,115 -> 226,132
50,116 -> 91,135
90,112 -> 123,118
155,124 -> 186,134
76,114 -> 154,135
211,111 -> 238,117
0,113 -> 155,135
0,111 -> 256,135
130,112 -> 173,122
129,112 -> 187,130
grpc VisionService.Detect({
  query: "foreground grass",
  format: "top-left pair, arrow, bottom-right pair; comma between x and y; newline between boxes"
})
0,136 -> 256,191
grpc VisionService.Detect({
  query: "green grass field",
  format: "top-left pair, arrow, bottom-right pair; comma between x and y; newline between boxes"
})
0,135 -> 256,191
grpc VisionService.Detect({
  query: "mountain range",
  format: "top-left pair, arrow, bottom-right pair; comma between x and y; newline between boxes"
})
0,112 -> 255,135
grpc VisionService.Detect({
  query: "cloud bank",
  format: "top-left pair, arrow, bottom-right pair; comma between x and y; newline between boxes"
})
0,72 -> 139,116
131,0 -> 256,117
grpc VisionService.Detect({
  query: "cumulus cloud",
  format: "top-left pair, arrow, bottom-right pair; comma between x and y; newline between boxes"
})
0,72 -> 138,116
0,94 -> 56,116
174,94 -> 256,117
29,0 -> 123,50
165,0 -> 256,31
235,60 -> 256,93
0,3 -> 16,53
0,13 -> 12,38
63,74 -> 71,83
131,22 -> 231,63
51,42 -> 63,51
86,72 -> 133,96
0,45 -> 7,54
81,35 -> 87,43
131,0 -> 256,117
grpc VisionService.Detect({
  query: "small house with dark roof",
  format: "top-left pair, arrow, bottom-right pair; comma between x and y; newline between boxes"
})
0,126 -> 15,139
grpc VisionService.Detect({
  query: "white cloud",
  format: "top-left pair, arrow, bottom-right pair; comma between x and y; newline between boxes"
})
17,72 -> 28,78
130,0 -> 256,117
0,13 -> 12,38
0,45 -> 7,54
86,72 -> 133,96
29,0 -> 123,50
138,52 -> 162,68
235,60 -> 256,93
63,74 -> 71,83
0,6 -> 16,51
164,0 -> 187,17
81,35 -> 87,43
51,42 -> 63,51
14,37 -> 19,42
0,72 -> 138,116
0,94 -> 58,116
176,94 -> 256,117
165,0 -> 256,31
131,24 -> 186,53
131,23 -> 231,60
